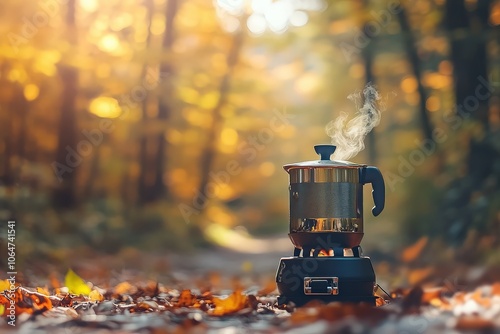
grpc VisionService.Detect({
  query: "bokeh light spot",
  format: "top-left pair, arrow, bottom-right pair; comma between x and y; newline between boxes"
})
259,161 -> 275,177
438,61 -> 453,76
265,1 -> 293,33
289,10 -> 308,27
247,13 -> 267,35
89,96 -> 121,118
98,34 -> 120,53
151,14 -> 166,35
220,128 -> 239,146
401,76 -> 418,93
79,0 -> 98,12
426,96 -> 440,112
24,84 -> 39,101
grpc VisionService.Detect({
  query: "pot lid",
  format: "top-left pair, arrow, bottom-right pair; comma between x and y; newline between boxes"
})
283,144 -> 365,172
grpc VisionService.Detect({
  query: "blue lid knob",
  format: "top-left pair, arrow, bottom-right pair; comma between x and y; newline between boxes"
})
314,144 -> 336,160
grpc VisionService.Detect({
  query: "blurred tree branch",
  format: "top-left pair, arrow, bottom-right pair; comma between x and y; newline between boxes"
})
53,0 -> 78,208
138,0 -> 178,204
396,3 -> 434,143
196,29 -> 245,211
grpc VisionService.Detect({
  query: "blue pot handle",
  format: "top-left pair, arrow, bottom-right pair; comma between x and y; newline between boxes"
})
360,166 -> 385,216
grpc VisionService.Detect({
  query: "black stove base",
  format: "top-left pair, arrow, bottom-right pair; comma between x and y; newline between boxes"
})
276,294 -> 377,306
275,256 -> 377,306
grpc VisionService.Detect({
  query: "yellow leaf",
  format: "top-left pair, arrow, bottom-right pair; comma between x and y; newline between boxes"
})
0,279 -> 10,292
65,269 -> 91,296
0,304 -> 4,316
89,290 -> 104,301
36,287 -> 50,296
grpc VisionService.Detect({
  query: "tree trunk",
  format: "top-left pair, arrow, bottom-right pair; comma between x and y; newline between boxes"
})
52,0 -> 78,208
196,30 -> 244,210
1,63 -> 14,186
1,111 -> 13,186
396,4 -> 434,142
439,0 -> 495,246
444,0 -> 492,183
82,143 -> 101,200
445,0 -> 491,130
138,0 -> 178,203
137,0 -> 155,204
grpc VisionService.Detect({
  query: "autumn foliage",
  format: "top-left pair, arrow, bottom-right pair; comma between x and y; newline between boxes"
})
1,269 -> 500,332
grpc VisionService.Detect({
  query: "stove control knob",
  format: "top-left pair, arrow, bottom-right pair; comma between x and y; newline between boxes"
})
304,277 -> 339,295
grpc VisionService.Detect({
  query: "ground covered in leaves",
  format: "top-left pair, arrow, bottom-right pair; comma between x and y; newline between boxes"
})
2,266 -> 500,334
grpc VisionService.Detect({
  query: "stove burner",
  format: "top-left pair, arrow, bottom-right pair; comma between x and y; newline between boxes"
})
293,246 -> 363,258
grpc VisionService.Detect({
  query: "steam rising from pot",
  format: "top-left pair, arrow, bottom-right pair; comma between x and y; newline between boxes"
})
326,84 -> 381,161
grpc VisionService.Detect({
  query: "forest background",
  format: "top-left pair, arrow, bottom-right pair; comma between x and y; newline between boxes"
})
0,0 -> 499,285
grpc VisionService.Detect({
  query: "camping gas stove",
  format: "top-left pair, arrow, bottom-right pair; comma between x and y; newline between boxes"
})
276,144 -> 386,306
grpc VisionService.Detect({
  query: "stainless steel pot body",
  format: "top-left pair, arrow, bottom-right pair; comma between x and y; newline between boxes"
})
288,167 -> 363,234
283,144 -> 385,250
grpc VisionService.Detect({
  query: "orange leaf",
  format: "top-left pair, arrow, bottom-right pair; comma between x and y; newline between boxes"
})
49,274 -> 61,289
408,267 -> 434,285
401,236 -> 428,263
177,289 -> 196,307
471,288 -> 491,308
211,289 -> 248,316
114,282 -> 136,295
421,287 -> 443,304
456,315 -> 495,331
491,282 -> 500,296
289,306 -> 319,325
0,287 -> 52,316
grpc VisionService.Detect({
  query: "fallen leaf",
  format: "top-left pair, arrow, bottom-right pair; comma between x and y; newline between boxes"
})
89,289 -> 104,301
65,269 -> 91,296
456,315 -> 495,331
64,307 -> 79,318
492,282 -> 500,296
470,287 -> 491,308
0,287 -> 52,316
177,289 -> 196,307
114,281 -> 136,295
401,237 -> 428,263
0,280 -> 10,293
421,287 -> 443,304
402,286 -> 424,313
36,287 -> 50,296
211,289 -> 248,316
375,297 -> 386,307
50,274 -> 61,291
290,302 -> 387,325
137,300 -> 159,311
289,306 -> 319,325
408,267 -> 434,285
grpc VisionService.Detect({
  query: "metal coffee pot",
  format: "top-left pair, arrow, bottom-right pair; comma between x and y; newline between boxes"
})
283,144 -> 385,252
